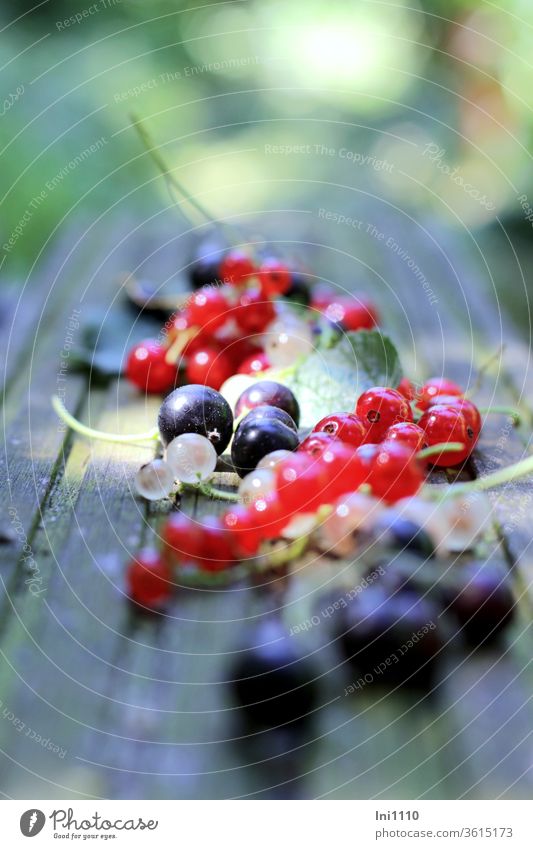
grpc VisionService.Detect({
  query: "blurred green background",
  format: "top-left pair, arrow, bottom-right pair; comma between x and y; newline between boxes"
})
1,0 -> 533,327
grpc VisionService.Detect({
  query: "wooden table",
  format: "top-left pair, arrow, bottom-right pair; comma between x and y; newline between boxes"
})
1,205 -> 532,800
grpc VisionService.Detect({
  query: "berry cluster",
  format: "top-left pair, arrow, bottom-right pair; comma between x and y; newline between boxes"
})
125,241 -> 379,394
126,374 -> 483,608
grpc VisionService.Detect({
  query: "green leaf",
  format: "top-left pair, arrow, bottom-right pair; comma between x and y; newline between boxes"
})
69,305 -> 163,378
281,330 -> 403,428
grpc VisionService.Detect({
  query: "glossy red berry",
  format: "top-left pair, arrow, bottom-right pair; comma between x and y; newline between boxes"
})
248,493 -> 288,538
385,422 -> 428,452
238,351 -> 270,375
312,412 -> 367,447
219,250 -> 256,286
126,549 -> 172,609
428,395 -> 482,436
185,346 -> 233,390
366,441 -> 424,503
222,505 -> 261,556
299,432 -> 335,457
275,453 -> 329,515
188,286 -> 229,331
324,295 -> 378,330
198,516 -> 237,572
163,513 -> 205,565
126,339 -> 177,394
397,377 -> 416,401
258,258 -> 292,296
353,443 -> 381,480
356,387 -> 413,442
418,404 -> 472,466
417,377 -> 463,411
235,288 -> 276,334
224,339 -> 261,369
318,441 -> 365,501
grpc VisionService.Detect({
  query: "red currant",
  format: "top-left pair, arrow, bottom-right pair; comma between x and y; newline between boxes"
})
126,548 -> 172,609
248,493 -> 288,538
325,295 -> 378,330
185,345 -> 233,390
366,442 -> 424,503
235,288 -> 275,334
356,387 -> 413,442
299,432 -> 335,457
258,258 -> 292,296
418,404 -> 472,466
318,441 -> 365,501
126,339 -> 177,394
188,286 -> 229,331
163,513 -> 205,565
417,377 -> 463,411
397,377 -> 416,401
198,516 -> 237,572
223,505 -> 261,556
312,412 -> 367,447
238,351 -> 271,375
385,422 -> 428,452
275,453 -> 328,515
353,443 -> 381,479
219,250 -> 256,286
428,395 -> 482,436
223,339 -> 261,369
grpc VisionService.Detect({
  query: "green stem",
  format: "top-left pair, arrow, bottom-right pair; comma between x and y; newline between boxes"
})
52,395 -> 159,444
191,481 -> 239,503
130,113 -> 243,245
477,405 -> 520,424
265,534 -> 311,568
429,452 -> 533,500
417,441 -> 465,460
130,113 -> 216,225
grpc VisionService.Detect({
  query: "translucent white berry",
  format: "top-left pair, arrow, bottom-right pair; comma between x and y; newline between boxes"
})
219,374 -> 257,412
257,449 -> 295,471
263,318 -> 314,367
165,433 -> 217,483
281,512 -> 318,539
317,493 -> 383,556
437,492 -> 492,552
135,458 -> 175,501
238,468 -> 276,505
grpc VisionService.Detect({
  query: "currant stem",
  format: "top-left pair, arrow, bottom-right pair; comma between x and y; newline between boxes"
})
189,481 -> 239,503
52,396 -> 159,444
264,533 -> 311,568
477,406 -> 520,424
417,442 -> 465,460
440,452 -> 533,499
130,113 -> 217,225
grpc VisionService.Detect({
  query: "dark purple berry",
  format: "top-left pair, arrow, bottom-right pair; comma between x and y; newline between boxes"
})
231,419 -> 298,477
235,381 -> 300,427
158,384 -> 233,453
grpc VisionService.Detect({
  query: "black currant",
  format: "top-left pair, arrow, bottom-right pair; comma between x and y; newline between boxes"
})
236,404 -> 298,434
333,586 -> 443,690
188,233 -> 226,290
443,564 -> 515,648
283,270 -> 311,306
231,419 -> 299,477
158,384 -> 233,453
230,619 -> 318,729
372,515 -> 436,560
235,381 -> 300,426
